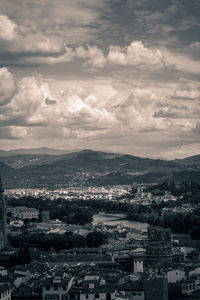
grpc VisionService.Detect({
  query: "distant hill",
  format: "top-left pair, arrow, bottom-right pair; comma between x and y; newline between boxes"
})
0,147 -> 76,157
0,149 -> 200,188
0,154 -> 64,169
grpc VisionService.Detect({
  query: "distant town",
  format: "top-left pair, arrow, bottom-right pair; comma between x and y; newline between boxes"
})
0,176 -> 200,300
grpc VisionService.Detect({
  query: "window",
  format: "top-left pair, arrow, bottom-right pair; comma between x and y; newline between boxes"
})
46,286 -> 50,291
55,286 -> 58,291
95,294 -> 99,298
86,295 -> 89,299
152,289 -> 156,295
138,293 -> 141,295
63,286 -> 66,291
106,293 -> 111,300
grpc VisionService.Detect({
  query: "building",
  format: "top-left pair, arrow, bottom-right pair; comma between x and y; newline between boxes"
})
181,277 -> 200,295
0,177 -> 7,250
166,268 -> 185,284
12,206 -> 39,220
41,276 -> 74,300
0,286 -> 11,300
146,227 -> 172,262
130,248 -> 146,274
143,276 -> 168,300
79,275 -> 116,300
40,211 -> 50,223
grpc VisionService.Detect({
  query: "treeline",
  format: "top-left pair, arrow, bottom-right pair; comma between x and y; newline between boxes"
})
8,231 -> 108,251
8,196 -> 93,225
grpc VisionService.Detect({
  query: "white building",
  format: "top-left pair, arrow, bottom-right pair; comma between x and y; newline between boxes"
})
80,275 -> 116,300
0,286 -> 11,300
181,277 -> 200,295
42,276 -> 74,300
12,206 -> 39,220
166,269 -> 185,283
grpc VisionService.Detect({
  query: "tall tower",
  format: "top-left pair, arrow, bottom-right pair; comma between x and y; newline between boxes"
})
146,226 -> 172,261
0,176 -> 7,250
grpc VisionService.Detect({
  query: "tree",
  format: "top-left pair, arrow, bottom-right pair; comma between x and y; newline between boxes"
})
86,231 -> 108,248
73,210 -> 93,225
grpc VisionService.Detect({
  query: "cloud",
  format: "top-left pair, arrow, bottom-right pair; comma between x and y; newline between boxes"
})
72,41 -> 167,70
154,104 -> 192,118
163,49 -> 200,75
2,38 -> 169,71
19,47 -> 74,66
0,15 -> 18,41
76,45 -> 106,68
189,42 -> 200,50
1,69 -> 200,159
0,68 -> 16,106
0,14 -> 64,56
0,126 -> 27,140
107,41 -> 166,68
172,89 -> 200,100
0,74 -> 51,127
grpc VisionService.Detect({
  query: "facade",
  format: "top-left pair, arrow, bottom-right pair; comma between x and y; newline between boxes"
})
167,269 -> 185,283
0,286 -> 11,300
146,227 -> 172,262
0,177 -> 7,250
130,248 -> 145,274
40,211 -> 50,223
12,206 -> 39,220
80,275 -> 116,300
181,277 -> 200,295
42,276 -> 74,300
143,276 -> 168,300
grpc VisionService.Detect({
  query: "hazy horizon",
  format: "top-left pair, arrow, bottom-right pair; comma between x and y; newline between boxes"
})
0,146 -> 199,160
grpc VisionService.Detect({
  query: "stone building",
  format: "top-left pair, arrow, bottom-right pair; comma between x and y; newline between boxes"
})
146,227 -> 172,262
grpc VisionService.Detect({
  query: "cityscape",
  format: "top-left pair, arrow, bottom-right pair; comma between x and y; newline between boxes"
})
0,165 -> 200,299
0,0 -> 200,299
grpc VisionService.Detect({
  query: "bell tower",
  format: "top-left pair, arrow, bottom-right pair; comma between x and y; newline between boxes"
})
0,176 -> 7,250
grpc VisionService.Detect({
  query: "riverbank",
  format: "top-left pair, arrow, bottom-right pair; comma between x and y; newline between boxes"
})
93,213 -> 148,232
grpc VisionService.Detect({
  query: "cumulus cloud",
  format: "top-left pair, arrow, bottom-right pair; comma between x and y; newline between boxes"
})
1,69 -> 200,159
0,15 -> 18,41
107,41 -> 166,68
0,14 -> 64,57
0,14 -> 167,70
0,73 -> 51,127
76,45 -> 106,68
0,68 -> 16,106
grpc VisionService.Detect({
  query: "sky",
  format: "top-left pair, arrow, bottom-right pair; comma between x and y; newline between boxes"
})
0,0 -> 200,159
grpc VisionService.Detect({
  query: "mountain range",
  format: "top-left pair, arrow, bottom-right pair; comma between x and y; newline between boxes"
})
0,148 -> 200,189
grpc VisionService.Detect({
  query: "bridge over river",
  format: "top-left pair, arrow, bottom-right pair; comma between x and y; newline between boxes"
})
93,212 -> 148,233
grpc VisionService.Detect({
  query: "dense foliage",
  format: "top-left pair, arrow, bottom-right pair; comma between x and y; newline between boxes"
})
8,196 -> 93,225
8,230 -> 108,251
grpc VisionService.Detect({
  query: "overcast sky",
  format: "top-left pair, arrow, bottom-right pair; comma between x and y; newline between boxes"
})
0,0 -> 200,159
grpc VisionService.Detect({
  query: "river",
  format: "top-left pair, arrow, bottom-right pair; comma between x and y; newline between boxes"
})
93,212 -> 148,232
